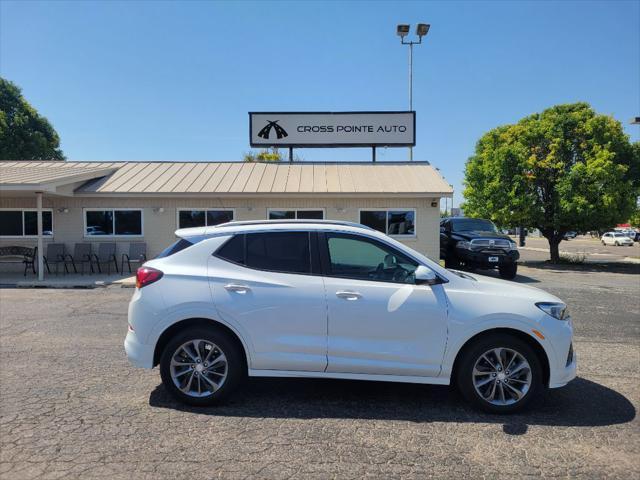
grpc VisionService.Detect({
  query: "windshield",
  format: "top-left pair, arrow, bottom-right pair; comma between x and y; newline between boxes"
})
452,219 -> 498,233
614,233 -> 627,237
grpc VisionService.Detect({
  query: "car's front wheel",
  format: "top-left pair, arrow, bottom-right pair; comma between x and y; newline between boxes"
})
457,333 -> 544,413
444,256 -> 460,269
159,326 -> 244,406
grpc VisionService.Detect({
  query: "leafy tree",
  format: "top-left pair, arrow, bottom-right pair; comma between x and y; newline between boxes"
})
243,147 -> 303,162
243,147 -> 284,162
0,78 -> 65,160
463,103 -> 639,263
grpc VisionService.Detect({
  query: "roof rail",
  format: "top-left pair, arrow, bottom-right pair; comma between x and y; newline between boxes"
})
215,219 -> 375,230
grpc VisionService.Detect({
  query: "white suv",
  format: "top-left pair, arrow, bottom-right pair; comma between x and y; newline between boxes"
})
125,220 -> 576,413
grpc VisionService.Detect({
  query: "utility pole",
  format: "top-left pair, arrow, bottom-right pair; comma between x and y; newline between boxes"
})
397,23 -> 429,161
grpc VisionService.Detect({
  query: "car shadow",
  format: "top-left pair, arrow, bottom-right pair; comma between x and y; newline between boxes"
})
520,261 -> 640,275
149,376 -> 635,434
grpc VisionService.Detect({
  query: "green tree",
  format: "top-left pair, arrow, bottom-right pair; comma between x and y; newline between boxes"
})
243,147 -> 284,162
463,102 -> 639,263
0,78 -> 65,160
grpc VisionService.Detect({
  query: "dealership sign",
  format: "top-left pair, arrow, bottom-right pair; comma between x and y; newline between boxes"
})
249,111 -> 415,148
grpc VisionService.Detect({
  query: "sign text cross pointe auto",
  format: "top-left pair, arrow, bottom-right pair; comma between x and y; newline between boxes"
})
249,111 -> 416,148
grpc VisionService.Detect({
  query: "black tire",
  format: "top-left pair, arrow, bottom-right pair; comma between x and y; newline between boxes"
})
159,326 -> 244,406
498,263 -> 517,279
456,333 -> 544,414
444,255 -> 460,269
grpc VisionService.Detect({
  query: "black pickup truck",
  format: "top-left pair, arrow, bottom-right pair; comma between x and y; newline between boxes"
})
440,217 -> 519,279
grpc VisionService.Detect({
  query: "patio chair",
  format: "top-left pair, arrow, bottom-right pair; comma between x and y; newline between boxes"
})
64,243 -> 94,275
121,242 -> 147,275
43,243 -> 67,275
91,243 -> 119,274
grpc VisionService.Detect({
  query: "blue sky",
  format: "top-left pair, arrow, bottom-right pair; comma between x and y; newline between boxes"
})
1,0 -> 638,206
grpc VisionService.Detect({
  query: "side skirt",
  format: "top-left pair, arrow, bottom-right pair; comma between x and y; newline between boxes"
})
248,369 -> 451,386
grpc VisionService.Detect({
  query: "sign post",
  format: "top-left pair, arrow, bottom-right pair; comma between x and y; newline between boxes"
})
249,111 -> 415,161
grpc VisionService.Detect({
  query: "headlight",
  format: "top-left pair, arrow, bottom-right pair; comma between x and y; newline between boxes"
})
536,302 -> 569,320
457,241 -> 472,249
508,241 -> 518,250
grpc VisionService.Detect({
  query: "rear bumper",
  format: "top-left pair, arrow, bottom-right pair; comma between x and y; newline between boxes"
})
124,330 -> 154,369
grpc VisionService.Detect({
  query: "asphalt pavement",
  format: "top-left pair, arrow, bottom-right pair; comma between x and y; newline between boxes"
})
517,234 -> 640,264
0,263 -> 638,479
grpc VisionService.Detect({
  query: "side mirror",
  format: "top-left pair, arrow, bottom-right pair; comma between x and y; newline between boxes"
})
415,265 -> 439,285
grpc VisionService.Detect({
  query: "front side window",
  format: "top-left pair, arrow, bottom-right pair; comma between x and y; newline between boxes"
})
360,210 -> 415,236
325,233 -> 417,284
0,210 -> 53,236
216,232 -> 311,274
85,209 -> 142,236
268,209 -> 324,220
178,209 -> 234,229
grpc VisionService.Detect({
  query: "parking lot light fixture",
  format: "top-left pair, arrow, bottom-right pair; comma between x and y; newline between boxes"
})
396,24 -> 410,38
416,23 -> 430,38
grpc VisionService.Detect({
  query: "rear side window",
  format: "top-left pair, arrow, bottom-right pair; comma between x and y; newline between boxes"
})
246,232 -> 310,274
216,232 -> 311,274
216,234 -> 246,264
156,238 -> 194,258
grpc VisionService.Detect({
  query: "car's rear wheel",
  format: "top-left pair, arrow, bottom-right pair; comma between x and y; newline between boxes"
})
498,263 -> 517,279
160,327 -> 244,406
457,333 -> 543,413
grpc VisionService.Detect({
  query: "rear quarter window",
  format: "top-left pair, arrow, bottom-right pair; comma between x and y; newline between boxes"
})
156,238 -> 194,258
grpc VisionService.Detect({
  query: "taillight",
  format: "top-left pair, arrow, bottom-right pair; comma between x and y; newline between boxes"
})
136,267 -> 163,288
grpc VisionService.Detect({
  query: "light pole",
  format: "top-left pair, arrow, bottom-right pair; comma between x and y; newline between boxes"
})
397,23 -> 430,161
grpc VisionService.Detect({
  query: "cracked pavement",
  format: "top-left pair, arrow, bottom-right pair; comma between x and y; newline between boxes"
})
0,264 -> 638,479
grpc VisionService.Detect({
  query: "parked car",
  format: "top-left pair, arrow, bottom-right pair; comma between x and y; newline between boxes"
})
563,231 -> 577,240
125,220 -> 576,414
601,232 -> 634,246
85,226 -> 107,235
440,217 -> 519,279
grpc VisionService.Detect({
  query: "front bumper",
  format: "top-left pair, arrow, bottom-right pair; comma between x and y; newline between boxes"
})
540,314 -> 577,389
549,353 -> 577,388
124,330 -> 154,369
456,248 -> 519,267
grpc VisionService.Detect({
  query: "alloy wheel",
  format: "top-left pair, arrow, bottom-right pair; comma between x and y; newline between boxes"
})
472,347 -> 532,406
169,339 -> 228,398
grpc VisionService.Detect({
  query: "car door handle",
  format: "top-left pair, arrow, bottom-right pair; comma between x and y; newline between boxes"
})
336,290 -> 362,300
224,284 -> 251,293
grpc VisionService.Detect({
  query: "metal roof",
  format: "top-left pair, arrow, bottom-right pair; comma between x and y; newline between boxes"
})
1,161 -> 453,197
0,161 -> 117,193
